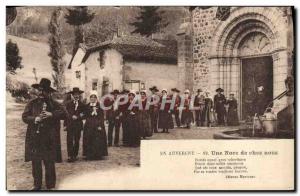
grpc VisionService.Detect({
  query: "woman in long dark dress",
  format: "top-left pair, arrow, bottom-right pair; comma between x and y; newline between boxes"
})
126,90 -> 140,147
82,91 -> 108,160
137,90 -> 152,138
226,92 -> 239,126
158,89 -> 174,133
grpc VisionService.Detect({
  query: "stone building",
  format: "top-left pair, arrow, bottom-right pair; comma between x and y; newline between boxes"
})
177,7 -> 294,119
68,35 -> 178,97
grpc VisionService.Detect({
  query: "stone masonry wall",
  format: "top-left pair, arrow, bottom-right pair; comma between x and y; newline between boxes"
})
192,7 -> 221,92
176,7 -> 294,119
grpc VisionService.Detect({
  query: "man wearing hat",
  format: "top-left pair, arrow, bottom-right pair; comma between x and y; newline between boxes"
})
194,89 -> 206,127
119,89 -> 130,145
22,78 -> 65,190
149,86 -> 159,133
106,89 -> 121,147
214,88 -> 226,125
64,87 -> 85,162
170,88 -> 181,127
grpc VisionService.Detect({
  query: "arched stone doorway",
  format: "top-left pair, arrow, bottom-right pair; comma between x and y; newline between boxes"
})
208,7 -> 293,119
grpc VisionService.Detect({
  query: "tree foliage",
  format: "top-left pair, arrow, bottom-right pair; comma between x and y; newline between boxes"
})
48,8 -> 66,93
65,6 -> 95,56
130,6 -> 168,37
65,6 -> 95,26
6,39 -> 23,74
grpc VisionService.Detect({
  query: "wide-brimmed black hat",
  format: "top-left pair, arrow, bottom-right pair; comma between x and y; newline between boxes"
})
197,88 -> 203,93
110,89 -> 120,95
31,78 -> 56,92
149,86 -> 159,92
216,88 -> 224,92
68,87 -> 84,94
171,88 -> 180,93
121,89 -> 130,94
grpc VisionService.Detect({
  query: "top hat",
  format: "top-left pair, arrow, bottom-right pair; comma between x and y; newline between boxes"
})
171,88 -> 180,93
216,88 -> 224,92
149,86 -> 159,92
68,87 -> 84,94
31,78 -> 56,92
110,89 -> 120,95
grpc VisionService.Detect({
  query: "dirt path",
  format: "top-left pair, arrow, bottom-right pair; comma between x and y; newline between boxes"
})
6,103 -> 234,190
6,104 -> 140,190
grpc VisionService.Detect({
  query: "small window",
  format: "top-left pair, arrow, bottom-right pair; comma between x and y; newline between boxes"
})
92,79 -> 98,90
124,80 -> 144,91
75,71 -> 81,79
99,51 -> 105,69
102,80 -> 109,95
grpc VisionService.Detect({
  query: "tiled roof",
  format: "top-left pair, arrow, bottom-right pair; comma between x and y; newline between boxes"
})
83,35 -> 178,64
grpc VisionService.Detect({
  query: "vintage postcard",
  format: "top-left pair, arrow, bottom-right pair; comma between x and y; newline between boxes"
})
6,6 -> 295,191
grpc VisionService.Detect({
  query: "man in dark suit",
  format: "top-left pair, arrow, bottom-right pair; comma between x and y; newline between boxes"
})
149,86 -> 159,133
194,89 -> 206,127
213,88 -> 226,125
119,89 -> 130,146
106,90 -> 121,147
64,87 -> 85,162
22,78 -> 65,190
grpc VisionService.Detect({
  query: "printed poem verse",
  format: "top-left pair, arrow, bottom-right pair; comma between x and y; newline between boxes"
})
193,150 -> 278,179
141,140 -> 294,189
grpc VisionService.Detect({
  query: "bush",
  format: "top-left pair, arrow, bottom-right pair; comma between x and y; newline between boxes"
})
6,74 -> 31,101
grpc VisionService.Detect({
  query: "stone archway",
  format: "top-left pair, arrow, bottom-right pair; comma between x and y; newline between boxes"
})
208,7 -> 292,118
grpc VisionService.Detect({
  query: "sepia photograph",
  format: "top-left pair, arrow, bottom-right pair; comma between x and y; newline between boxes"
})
5,5 -> 295,191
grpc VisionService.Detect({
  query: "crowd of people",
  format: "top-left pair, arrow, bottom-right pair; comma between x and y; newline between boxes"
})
22,78 -> 243,190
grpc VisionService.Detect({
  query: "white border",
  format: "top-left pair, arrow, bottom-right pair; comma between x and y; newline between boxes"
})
1,1 -> 299,195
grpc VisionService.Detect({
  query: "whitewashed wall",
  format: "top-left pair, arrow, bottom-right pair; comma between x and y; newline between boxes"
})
82,49 -> 123,97
125,61 -> 179,93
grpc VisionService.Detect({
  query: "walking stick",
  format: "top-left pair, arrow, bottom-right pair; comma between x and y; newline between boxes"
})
252,113 -> 256,137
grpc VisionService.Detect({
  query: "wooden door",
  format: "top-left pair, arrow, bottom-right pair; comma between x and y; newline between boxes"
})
241,56 -> 273,119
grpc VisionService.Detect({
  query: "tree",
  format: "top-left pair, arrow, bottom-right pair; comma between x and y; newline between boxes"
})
64,6 -> 95,56
6,39 -> 23,74
130,6 -> 168,37
48,8 -> 66,93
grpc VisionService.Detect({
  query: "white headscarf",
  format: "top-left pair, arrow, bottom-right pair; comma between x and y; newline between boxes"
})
184,89 -> 190,94
161,88 -> 167,93
161,88 -> 168,97
140,89 -> 147,95
128,89 -> 136,96
89,90 -> 98,108
205,91 -> 213,99
89,90 -> 98,98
